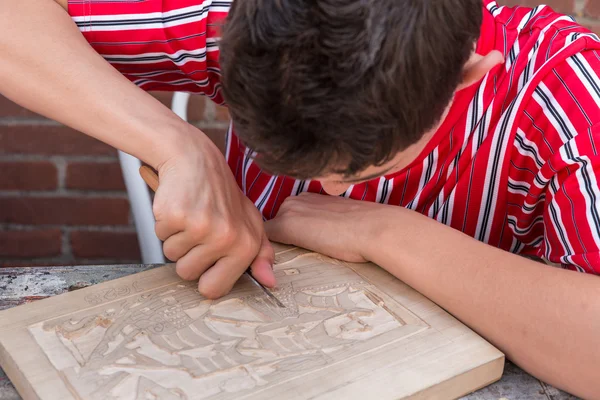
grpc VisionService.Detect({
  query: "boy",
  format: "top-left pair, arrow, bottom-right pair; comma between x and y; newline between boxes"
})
1,0 -> 599,396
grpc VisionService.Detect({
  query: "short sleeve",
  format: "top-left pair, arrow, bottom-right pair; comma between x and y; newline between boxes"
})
542,125 -> 600,273
507,48 -> 600,274
67,0 -> 229,103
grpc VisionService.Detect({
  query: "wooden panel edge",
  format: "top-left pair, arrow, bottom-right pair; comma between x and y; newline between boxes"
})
0,338 -> 41,400
0,326 -> 77,400
409,354 -> 505,399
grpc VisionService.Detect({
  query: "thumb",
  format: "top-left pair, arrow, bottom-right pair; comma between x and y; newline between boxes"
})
249,233 -> 276,287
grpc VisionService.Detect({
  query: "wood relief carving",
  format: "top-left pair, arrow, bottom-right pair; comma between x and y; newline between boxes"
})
0,245 -> 504,400
28,250 -> 427,400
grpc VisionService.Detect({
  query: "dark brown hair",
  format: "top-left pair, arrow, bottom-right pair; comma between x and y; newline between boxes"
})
219,0 -> 482,178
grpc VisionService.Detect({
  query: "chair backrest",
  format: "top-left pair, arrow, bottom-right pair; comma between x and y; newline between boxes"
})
117,92 -> 191,264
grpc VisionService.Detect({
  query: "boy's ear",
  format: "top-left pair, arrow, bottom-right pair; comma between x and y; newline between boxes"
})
457,50 -> 504,91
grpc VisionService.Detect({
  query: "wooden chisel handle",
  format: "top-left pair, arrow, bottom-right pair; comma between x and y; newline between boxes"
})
139,165 -> 160,192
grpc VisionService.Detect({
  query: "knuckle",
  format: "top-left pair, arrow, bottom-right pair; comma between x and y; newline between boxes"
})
278,203 -> 298,217
283,197 -> 303,210
175,261 -> 200,281
220,232 -> 237,249
187,219 -> 210,242
152,202 -> 163,219
277,204 -> 290,215
198,282 -> 230,300
154,224 -> 168,241
162,243 -> 180,262
165,207 -> 187,228
278,199 -> 294,214
213,222 -> 237,248
283,195 -> 298,205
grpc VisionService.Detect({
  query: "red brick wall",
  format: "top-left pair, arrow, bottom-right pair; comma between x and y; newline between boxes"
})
0,0 -> 597,266
0,93 -> 229,266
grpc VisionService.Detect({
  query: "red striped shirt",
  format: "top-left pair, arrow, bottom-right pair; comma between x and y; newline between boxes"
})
69,0 -> 600,273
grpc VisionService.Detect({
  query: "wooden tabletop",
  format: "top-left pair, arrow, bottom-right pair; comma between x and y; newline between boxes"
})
0,265 -> 579,400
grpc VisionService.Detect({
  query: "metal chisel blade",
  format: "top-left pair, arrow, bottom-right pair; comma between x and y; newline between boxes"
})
245,271 -> 286,308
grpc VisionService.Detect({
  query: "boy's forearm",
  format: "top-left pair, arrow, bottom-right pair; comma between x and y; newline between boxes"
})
364,210 -> 600,398
0,0 -> 199,168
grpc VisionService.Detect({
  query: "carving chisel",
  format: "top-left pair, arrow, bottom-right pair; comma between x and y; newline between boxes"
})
139,165 -> 285,308
243,267 -> 286,307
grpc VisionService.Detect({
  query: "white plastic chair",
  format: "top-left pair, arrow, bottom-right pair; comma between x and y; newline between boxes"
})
118,92 -> 191,264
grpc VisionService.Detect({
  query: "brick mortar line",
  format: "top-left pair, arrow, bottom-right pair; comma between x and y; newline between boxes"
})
0,190 -> 129,198
65,226 -> 138,233
60,227 -> 70,260
0,224 -> 136,232
0,155 -> 118,162
0,257 -> 143,265
0,118 -> 59,126
54,158 -> 67,190
0,118 -> 228,128
0,226 -> 141,265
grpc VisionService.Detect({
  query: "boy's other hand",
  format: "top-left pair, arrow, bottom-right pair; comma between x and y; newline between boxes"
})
265,193 -> 382,263
152,134 -> 275,299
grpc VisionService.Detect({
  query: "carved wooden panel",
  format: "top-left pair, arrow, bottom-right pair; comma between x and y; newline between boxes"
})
0,244 -> 504,399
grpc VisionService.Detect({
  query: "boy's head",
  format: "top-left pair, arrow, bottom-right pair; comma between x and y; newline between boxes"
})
219,0 -> 483,184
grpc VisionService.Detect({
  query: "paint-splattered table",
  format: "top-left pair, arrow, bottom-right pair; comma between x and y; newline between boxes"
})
0,265 -> 579,400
